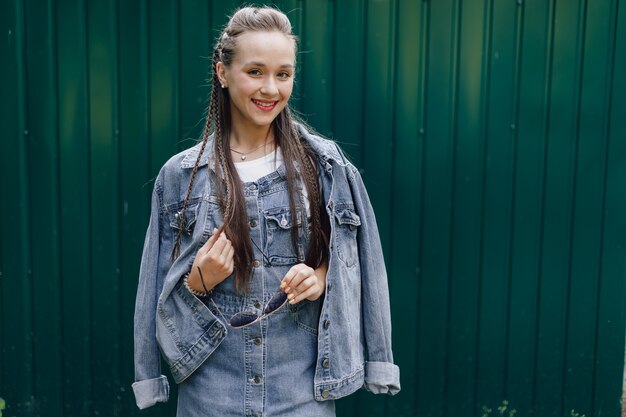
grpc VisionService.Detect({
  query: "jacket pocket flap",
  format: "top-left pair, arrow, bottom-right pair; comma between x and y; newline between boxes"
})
169,204 -> 199,232
264,207 -> 301,230
334,207 -> 361,227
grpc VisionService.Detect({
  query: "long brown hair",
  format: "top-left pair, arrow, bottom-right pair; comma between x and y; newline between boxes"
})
173,6 -> 329,291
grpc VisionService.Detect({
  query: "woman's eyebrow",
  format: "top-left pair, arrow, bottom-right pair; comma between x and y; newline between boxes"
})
244,61 -> 294,69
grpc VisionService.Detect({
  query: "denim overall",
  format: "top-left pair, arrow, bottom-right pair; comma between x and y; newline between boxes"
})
176,164 -> 335,417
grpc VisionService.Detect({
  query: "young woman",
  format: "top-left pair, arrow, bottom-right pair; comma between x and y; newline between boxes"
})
132,6 -> 399,416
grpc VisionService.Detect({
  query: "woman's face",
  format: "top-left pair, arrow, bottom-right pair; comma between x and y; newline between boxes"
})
217,31 -> 295,133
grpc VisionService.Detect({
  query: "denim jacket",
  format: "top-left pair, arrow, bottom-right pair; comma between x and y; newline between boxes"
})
132,124 -> 400,409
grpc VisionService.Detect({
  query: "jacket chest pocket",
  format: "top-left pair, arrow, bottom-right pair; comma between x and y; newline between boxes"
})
263,206 -> 304,266
168,198 -> 220,253
333,205 -> 361,268
169,204 -> 199,251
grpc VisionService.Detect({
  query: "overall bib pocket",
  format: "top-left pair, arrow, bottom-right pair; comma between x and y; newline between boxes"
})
263,206 -> 304,266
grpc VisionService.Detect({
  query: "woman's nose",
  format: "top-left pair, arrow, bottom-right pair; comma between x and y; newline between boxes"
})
260,77 -> 279,96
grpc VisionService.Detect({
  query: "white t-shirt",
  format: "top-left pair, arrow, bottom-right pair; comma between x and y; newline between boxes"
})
234,147 -> 310,214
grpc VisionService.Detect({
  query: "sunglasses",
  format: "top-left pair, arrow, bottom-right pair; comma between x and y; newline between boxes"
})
198,237 -> 289,328
216,290 -> 288,328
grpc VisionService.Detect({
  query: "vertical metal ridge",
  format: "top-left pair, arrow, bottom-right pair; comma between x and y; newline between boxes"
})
531,0 -> 556,411
443,0 -> 461,413
110,0 -> 121,403
80,0 -> 95,408
81,0 -> 94,410
385,0 -> 398,279
173,0 -> 181,150
329,0 -> 336,136
413,0 -> 430,410
503,0 -> 526,399
16,0 -> 36,401
560,0 -> 588,412
21,0 -> 37,400
387,0 -> 398,405
142,0 -> 151,176
589,0 -> 620,412
472,0 -> 493,410
111,0 -> 124,409
383,3 -> 398,415
358,0 -> 368,165
49,0 -> 66,410
298,0 -> 307,115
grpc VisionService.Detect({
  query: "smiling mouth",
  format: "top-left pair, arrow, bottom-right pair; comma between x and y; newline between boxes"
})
252,99 -> 278,112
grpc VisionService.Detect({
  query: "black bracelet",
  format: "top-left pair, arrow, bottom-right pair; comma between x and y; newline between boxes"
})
196,266 -> 212,294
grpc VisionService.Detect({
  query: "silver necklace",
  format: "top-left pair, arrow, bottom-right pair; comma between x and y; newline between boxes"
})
230,141 -> 271,160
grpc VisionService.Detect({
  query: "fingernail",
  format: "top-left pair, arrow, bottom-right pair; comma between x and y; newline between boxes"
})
280,282 -> 286,288
285,287 -> 291,293
287,293 -> 295,300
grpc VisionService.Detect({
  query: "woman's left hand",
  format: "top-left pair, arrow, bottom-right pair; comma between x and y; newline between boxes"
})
280,262 -> 328,304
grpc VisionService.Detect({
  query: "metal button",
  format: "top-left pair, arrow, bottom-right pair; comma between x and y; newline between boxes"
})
254,301 -> 262,309
321,390 -> 330,399
323,320 -> 330,329
280,214 -> 288,227
249,184 -> 257,191
253,260 -> 261,268
253,375 -> 262,384
250,219 -> 258,228
253,337 -> 262,345
322,358 -> 330,368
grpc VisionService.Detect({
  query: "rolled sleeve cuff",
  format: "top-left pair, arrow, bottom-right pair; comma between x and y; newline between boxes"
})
132,375 -> 170,409
364,361 -> 401,395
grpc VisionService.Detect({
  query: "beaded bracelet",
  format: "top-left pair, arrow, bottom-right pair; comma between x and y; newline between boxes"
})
183,271 -> 210,298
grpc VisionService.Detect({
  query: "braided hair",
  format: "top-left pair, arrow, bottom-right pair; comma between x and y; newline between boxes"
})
173,6 -> 329,291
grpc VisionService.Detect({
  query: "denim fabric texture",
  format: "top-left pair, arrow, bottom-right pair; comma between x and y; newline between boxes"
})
132,124 -> 400,411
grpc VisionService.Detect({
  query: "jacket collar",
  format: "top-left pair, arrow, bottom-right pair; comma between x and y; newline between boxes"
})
180,139 -> 213,169
179,123 -> 344,169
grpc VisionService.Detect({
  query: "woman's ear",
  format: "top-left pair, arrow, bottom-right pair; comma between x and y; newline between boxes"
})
216,62 -> 228,88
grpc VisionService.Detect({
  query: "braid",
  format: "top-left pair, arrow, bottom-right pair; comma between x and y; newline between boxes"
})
273,108 -> 329,269
210,41 -> 256,290
287,113 -> 328,267
171,109 -> 212,260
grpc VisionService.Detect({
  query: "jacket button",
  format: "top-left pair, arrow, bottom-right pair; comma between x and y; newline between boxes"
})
322,358 -> 330,368
321,390 -> 330,399
253,375 -> 262,384
254,301 -> 262,309
323,320 -> 330,329
253,337 -> 262,345
253,260 -> 261,268
250,219 -> 257,228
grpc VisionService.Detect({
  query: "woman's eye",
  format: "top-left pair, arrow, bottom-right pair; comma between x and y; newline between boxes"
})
248,69 -> 262,76
277,71 -> 292,79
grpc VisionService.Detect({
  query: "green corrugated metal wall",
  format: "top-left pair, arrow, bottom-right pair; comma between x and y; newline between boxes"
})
1,0 -> 625,416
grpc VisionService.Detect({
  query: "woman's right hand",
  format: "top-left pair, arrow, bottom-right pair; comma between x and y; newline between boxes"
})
187,228 -> 235,293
